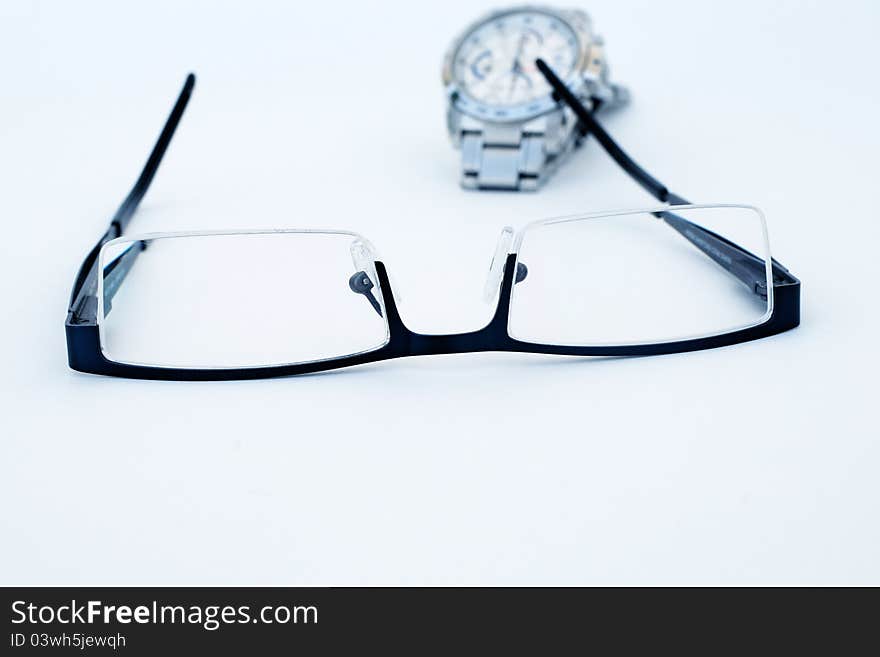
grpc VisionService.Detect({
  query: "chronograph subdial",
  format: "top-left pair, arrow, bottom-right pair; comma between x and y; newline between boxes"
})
469,50 -> 493,80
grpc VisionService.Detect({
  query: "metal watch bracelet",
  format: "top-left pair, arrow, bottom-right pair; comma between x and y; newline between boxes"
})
457,109 -> 582,191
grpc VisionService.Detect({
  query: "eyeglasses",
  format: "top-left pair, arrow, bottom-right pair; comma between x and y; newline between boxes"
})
66,66 -> 800,380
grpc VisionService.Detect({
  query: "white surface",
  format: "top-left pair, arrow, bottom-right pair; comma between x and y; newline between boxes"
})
1,0 -> 878,585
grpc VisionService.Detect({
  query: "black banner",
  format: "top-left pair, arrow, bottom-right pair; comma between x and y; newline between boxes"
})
2,587 -> 875,654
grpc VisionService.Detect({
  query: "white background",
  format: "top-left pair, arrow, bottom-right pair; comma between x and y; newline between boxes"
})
2,0 -> 878,585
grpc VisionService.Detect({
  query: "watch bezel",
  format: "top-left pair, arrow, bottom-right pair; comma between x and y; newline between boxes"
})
442,5 -> 593,124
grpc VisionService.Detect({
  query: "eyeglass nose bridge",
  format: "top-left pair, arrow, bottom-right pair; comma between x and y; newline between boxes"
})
377,251 -> 522,357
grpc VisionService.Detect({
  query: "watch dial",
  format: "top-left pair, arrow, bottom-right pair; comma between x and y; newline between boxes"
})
453,10 -> 580,109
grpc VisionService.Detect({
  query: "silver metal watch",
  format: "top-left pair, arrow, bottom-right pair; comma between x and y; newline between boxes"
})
442,5 -> 628,191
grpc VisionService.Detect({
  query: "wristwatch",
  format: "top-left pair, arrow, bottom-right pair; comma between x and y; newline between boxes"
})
442,6 -> 628,191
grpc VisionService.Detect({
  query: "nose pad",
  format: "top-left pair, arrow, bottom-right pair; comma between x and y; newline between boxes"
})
350,238 -> 378,284
352,238 -> 403,308
350,238 -> 385,316
483,226 -> 515,304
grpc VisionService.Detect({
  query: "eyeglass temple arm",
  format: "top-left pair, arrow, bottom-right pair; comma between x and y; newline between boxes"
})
100,240 -> 149,314
534,59 -> 794,298
658,211 -> 792,299
100,74 -> 194,304
69,74 -> 196,321
112,74 -> 195,237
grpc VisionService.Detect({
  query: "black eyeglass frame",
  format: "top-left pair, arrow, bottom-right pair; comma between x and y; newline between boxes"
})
65,69 -> 800,381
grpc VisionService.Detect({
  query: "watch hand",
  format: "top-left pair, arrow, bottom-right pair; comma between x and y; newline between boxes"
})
507,73 -> 518,101
507,33 -> 529,100
511,33 -> 527,72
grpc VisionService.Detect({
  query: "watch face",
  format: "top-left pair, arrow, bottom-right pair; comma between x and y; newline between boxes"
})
452,9 -> 581,112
